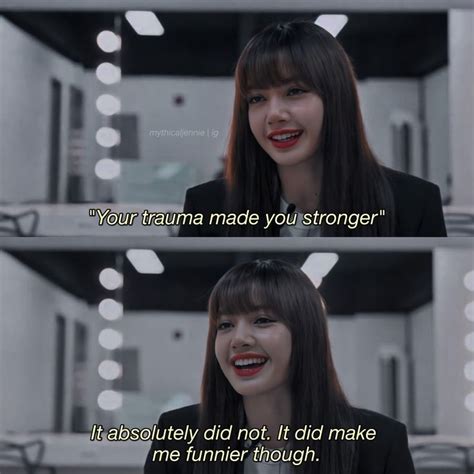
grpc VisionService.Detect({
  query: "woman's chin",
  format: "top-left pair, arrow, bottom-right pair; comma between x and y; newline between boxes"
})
271,155 -> 312,168
230,381 -> 267,398
265,147 -> 316,168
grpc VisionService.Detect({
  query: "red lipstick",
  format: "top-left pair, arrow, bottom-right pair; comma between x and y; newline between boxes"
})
267,129 -> 303,150
231,353 -> 268,378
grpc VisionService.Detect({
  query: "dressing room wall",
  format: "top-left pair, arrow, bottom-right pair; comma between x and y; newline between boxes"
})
0,18 -> 85,203
0,252 -> 103,432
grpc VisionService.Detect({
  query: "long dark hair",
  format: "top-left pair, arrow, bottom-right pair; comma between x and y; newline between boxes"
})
194,260 -> 358,474
225,20 -> 394,236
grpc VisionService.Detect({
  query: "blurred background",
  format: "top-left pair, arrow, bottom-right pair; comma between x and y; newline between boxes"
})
0,240 -> 473,472
0,2 -> 473,236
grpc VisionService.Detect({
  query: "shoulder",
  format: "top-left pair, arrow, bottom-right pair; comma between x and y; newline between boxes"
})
352,406 -> 406,434
382,167 -> 439,196
179,180 -> 228,236
381,167 -> 446,236
351,407 -> 415,474
184,179 -> 227,203
158,404 -> 200,428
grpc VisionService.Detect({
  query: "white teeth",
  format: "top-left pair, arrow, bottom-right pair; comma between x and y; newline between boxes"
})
271,132 -> 301,141
234,357 -> 267,367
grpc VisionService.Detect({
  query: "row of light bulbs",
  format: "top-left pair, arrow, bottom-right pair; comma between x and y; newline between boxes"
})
95,27 -> 122,182
95,248 -> 164,410
97,266 -> 124,411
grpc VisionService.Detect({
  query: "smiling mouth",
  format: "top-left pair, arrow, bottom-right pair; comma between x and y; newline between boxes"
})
232,358 -> 268,377
269,131 -> 303,142
267,130 -> 303,150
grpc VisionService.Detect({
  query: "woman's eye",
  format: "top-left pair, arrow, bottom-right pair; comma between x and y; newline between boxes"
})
247,95 -> 264,104
288,87 -> 306,96
217,321 -> 232,330
255,317 -> 274,325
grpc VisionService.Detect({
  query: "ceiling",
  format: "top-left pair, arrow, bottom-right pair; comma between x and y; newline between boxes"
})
10,250 -> 432,314
2,11 -> 447,78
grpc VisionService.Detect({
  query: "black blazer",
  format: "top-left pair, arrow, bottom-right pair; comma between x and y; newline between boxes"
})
144,404 -> 415,474
178,167 -> 446,237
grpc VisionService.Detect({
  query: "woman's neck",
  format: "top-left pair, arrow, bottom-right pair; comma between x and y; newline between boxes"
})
243,387 -> 292,449
278,153 -> 323,213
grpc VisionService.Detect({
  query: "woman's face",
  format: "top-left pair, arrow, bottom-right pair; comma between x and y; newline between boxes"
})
214,311 -> 292,398
247,81 -> 324,168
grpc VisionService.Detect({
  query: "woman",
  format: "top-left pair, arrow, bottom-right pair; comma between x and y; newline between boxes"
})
144,260 -> 415,473
179,21 -> 446,237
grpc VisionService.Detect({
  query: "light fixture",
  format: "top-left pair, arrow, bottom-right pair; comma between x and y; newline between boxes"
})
126,249 -> 164,274
464,361 -> 474,381
98,328 -> 123,350
97,30 -> 121,53
125,11 -> 164,36
465,332 -> 474,352
96,62 -> 121,85
301,253 -> 338,288
98,298 -> 124,321
96,94 -> 121,116
98,360 -> 123,381
99,268 -> 123,291
464,270 -> 474,291
465,392 -> 474,412
465,301 -> 474,322
96,127 -> 120,148
302,253 -> 338,276
95,158 -> 121,180
97,390 -> 123,410
315,15 -> 348,37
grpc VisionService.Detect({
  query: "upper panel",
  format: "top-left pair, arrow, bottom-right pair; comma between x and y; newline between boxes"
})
0,8 -> 472,236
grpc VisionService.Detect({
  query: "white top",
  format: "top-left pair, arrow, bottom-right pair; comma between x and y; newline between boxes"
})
279,197 -> 320,237
243,443 -> 293,474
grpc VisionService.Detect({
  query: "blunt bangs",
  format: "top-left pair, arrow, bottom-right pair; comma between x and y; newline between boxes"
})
208,260 -> 296,325
236,25 -> 320,98
209,270 -> 278,322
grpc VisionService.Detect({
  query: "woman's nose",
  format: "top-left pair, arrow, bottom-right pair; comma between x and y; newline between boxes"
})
267,96 -> 290,125
231,322 -> 255,348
